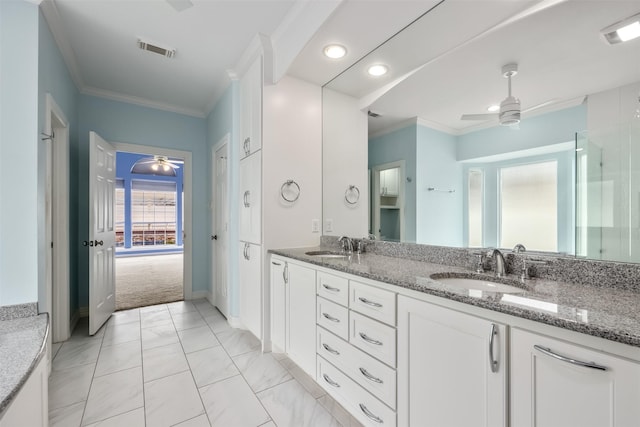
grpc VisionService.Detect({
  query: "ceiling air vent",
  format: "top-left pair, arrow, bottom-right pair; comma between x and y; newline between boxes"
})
137,39 -> 176,58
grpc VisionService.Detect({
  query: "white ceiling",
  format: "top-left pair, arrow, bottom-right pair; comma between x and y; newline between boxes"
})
42,0 -> 442,118
321,0 -> 640,135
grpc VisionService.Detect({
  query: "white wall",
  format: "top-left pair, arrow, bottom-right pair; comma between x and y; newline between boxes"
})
263,76 -> 322,249
0,1 -> 40,305
322,88 -> 368,237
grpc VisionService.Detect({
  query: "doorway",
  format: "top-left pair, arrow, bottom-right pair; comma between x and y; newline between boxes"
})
113,143 -> 193,310
212,135 -> 230,317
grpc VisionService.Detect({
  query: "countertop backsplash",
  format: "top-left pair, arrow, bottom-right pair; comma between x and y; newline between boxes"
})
321,236 -> 640,292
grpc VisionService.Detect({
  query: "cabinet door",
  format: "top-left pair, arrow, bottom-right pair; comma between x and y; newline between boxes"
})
0,354 -> 48,427
239,242 -> 261,339
270,257 -> 287,352
239,151 -> 261,244
511,328 -> 640,427
287,262 -> 316,376
398,296 -> 507,427
239,57 -> 262,159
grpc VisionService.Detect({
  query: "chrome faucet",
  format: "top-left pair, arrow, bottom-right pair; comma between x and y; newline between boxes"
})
338,236 -> 354,254
488,248 -> 506,278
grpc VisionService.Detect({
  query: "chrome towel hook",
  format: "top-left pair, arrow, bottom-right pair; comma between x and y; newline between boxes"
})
345,185 -> 360,205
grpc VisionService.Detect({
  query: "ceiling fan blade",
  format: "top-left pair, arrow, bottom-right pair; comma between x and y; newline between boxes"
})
521,99 -> 558,114
166,0 -> 193,12
168,160 -> 184,165
461,113 -> 497,121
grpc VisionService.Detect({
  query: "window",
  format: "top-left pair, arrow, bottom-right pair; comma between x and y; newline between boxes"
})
467,169 -> 483,247
131,181 -> 177,246
115,185 -> 125,247
499,161 -> 557,251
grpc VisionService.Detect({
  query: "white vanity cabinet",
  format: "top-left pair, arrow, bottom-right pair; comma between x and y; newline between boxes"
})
510,328 -> 640,427
0,353 -> 48,427
239,242 -> 261,339
239,57 -> 261,159
379,167 -> 399,197
397,295 -> 507,427
270,256 -> 317,376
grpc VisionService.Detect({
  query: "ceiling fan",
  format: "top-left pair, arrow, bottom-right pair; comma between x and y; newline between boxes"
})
460,63 -> 554,127
136,155 -> 183,172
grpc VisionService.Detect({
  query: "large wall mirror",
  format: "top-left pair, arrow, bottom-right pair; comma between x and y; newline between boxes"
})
322,0 -> 640,263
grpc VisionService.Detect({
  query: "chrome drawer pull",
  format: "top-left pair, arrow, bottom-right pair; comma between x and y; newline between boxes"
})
359,404 -> 383,424
359,367 -> 383,384
358,297 -> 382,308
322,374 -> 341,388
322,284 -> 341,292
322,343 -> 340,355
534,345 -> 608,371
359,332 -> 383,346
489,323 -> 498,373
322,313 -> 340,323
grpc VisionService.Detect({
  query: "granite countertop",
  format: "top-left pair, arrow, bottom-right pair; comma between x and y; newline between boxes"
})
0,313 -> 49,418
271,247 -> 640,348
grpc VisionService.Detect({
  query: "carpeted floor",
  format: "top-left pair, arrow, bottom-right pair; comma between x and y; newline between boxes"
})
115,253 -> 183,310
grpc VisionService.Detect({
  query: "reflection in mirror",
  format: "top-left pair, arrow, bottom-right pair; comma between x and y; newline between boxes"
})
322,0 -> 640,263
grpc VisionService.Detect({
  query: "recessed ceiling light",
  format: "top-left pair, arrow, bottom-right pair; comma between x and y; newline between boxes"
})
367,64 -> 388,77
487,104 -> 500,112
323,44 -> 347,59
602,13 -> 640,44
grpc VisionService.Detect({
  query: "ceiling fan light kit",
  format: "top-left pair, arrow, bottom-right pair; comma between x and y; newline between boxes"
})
131,155 -> 181,177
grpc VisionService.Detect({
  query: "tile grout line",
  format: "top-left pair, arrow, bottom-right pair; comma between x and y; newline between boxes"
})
78,318 -> 107,427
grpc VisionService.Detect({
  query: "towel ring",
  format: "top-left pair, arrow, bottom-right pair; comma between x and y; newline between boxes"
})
281,180 -> 301,202
345,185 -> 360,205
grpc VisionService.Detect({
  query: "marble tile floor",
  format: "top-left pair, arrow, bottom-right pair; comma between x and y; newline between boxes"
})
49,299 -> 365,427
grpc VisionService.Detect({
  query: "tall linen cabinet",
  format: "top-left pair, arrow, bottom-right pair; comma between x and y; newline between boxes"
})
237,55 -> 322,347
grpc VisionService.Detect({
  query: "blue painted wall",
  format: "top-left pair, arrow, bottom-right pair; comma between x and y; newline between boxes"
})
206,83 -> 240,316
0,0 -> 40,306
115,151 -> 184,251
77,95 -> 208,308
38,8 -> 80,314
416,124 -> 463,246
369,125 -> 417,242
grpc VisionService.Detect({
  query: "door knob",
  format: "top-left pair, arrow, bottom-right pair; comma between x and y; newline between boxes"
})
94,240 -> 103,246
211,235 -> 218,240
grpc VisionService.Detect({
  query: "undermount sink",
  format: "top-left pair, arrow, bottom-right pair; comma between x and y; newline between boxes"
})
305,250 -> 348,258
431,275 -> 526,294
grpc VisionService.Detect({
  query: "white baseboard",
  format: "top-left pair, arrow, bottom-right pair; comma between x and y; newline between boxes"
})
227,316 -> 244,329
189,291 -> 208,300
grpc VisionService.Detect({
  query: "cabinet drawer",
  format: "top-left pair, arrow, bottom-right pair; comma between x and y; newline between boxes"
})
350,281 -> 396,326
317,272 -> 349,306
317,327 -> 396,409
318,356 -> 396,427
317,297 -> 349,340
351,311 -> 396,368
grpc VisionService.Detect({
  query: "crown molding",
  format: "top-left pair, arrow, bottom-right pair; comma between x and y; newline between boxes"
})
82,86 -> 206,118
368,117 -> 418,139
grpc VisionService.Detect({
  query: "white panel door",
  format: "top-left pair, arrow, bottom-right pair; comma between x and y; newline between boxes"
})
287,262 -> 316,376
239,151 -> 261,244
239,242 -> 261,339
88,131 -> 116,335
398,295 -> 507,427
511,328 -> 640,427
213,142 -> 229,317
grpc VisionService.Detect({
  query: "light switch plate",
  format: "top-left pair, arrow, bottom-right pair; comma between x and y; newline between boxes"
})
325,219 -> 333,232
312,219 -> 320,233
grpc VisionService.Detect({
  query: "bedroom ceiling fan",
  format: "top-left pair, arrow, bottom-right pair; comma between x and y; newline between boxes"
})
131,155 -> 183,176
461,63 -> 554,128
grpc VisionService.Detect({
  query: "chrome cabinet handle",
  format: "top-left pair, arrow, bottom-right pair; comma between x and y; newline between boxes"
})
359,332 -> 383,346
359,367 -> 383,384
534,345 -> 608,371
489,323 -> 498,373
359,404 -> 383,424
271,261 -> 281,266
283,262 -> 288,284
243,137 -> 250,156
322,374 -> 340,388
358,297 -> 382,308
243,243 -> 250,260
322,284 -> 340,292
322,313 -> 340,323
243,190 -> 250,208
322,343 -> 340,355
